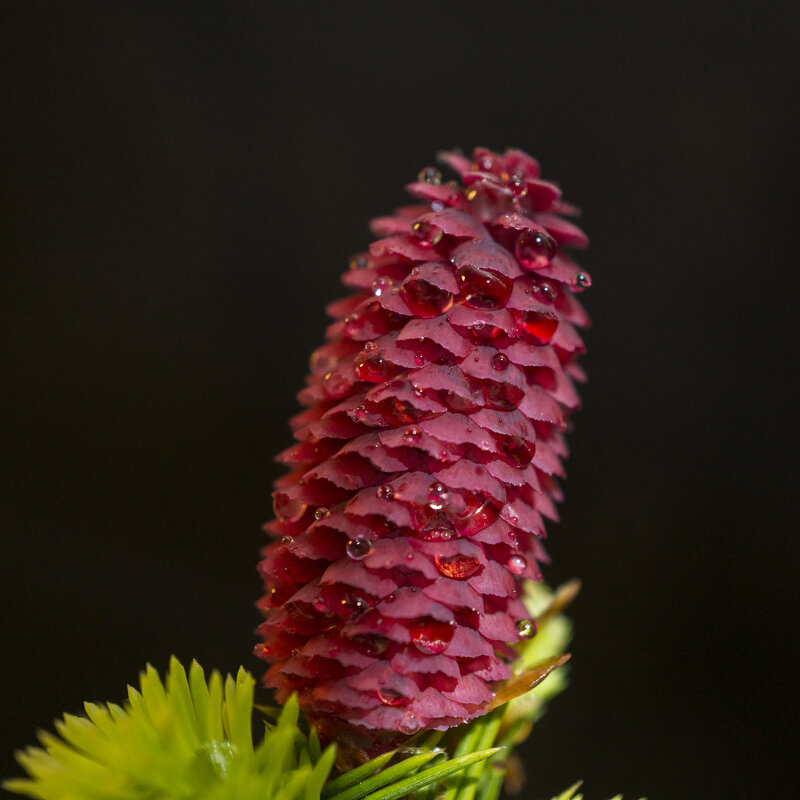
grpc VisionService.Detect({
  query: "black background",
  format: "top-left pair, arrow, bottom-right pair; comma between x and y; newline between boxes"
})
2,3 -> 799,798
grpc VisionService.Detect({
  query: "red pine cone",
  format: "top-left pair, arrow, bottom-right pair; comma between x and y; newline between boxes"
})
256,147 -> 590,742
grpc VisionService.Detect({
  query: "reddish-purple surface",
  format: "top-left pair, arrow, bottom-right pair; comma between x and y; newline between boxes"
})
256,147 -> 590,739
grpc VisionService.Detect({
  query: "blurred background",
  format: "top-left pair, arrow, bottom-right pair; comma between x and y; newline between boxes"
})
2,2 -> 798,797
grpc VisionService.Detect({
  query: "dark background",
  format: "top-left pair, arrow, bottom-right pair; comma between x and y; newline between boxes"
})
2,2 -> 798,798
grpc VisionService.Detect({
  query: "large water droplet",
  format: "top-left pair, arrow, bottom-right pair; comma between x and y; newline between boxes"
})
397,711 -> 421,735
491,353 -> 509,371
411,220 -> 444,247
273,494 -> 307,523
517,619 -> 537,639
376,484 -> 394,501
533,281 -> 558,304
484,380 -> 525,410
440,389 -> 481,413
417,166 -> 442,185
515,230 -> 556,270
372,276 -> 393,297
400,278 -> 453,318
314,506 -> 331,520
378,687 -> 407,706
351,633 -> 389,656
253,643 -> 271,658
346,537 -> 373,560
468,322 -> 503,342
418,511 -> 456,542
434,553 -> 481,580
410,618 -> 455,654
507,554 -> 527,575
514,309 -> 559,345
355,352 -> 396,383
456,264 -> 513,309
454,494 -> 500,536
497,434 -> 536,467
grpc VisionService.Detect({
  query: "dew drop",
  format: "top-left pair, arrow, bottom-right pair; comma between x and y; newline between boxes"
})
454,494 -> 500,536
349,253 -> 372,270
484,380 -> 525,410
281,535 -> 294,545
346,537 -> 373,560
410,618 -> 455,654
403,426 -> 421,442
456,264 -> 513,309
574,271 -> 592,292
497,434 -> 536,467
314,506 -> 331,520
371,276 -> 393,297
253,643 -> 271,658
351,634 -> 389,656
418,511 -> 456,542
468,322 -> 503,342
411,220 -> 444,247
491,353 -> 509,371
342,591 -> 373,615
376,484 -> 394,501
418,166 -> 442,185
355,352 -> 396,383
273,494 -> 307,524
507,554 -> 527,575
533,281 -> 558,304
515,230 -> 556,270
397,711 -> 421,735
428,482 -> 448,510
353,404 -> 368,422
514,309 -> 559,345
509,172 -> 528,198
517,619 -> 537,639
434,553 -> 482,580
400,278 -> 453,318
378,687 -> 407,706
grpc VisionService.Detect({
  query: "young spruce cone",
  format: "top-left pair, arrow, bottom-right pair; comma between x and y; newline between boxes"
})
256,147 -> 590,745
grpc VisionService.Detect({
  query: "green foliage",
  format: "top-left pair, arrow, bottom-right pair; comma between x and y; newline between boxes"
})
6,583 -> 636,800
550,781 -> 645,800
5,658 -> 336,800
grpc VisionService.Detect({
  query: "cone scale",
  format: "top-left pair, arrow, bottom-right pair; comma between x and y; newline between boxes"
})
256,147 -> 590,745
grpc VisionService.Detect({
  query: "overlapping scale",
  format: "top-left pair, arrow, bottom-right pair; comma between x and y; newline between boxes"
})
256,147 -> 591,740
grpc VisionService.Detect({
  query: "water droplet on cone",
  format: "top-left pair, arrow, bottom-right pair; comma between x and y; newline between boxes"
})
400,278 -> 453,317
507,554 -> 527,575
456,264 -> 513,309
514,309 -> 559,345
515,229 -> 556,270
410,618 -> 455,654
434,553 -> 481,580
378,687 -> 408,706
376,484 -> 394,501
346,537 -> 373,560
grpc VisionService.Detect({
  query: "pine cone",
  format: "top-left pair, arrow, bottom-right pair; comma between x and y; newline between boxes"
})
256,147 -> 590,744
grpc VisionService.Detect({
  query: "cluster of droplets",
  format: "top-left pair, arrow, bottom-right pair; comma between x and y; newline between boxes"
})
257,147 -> 590,738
